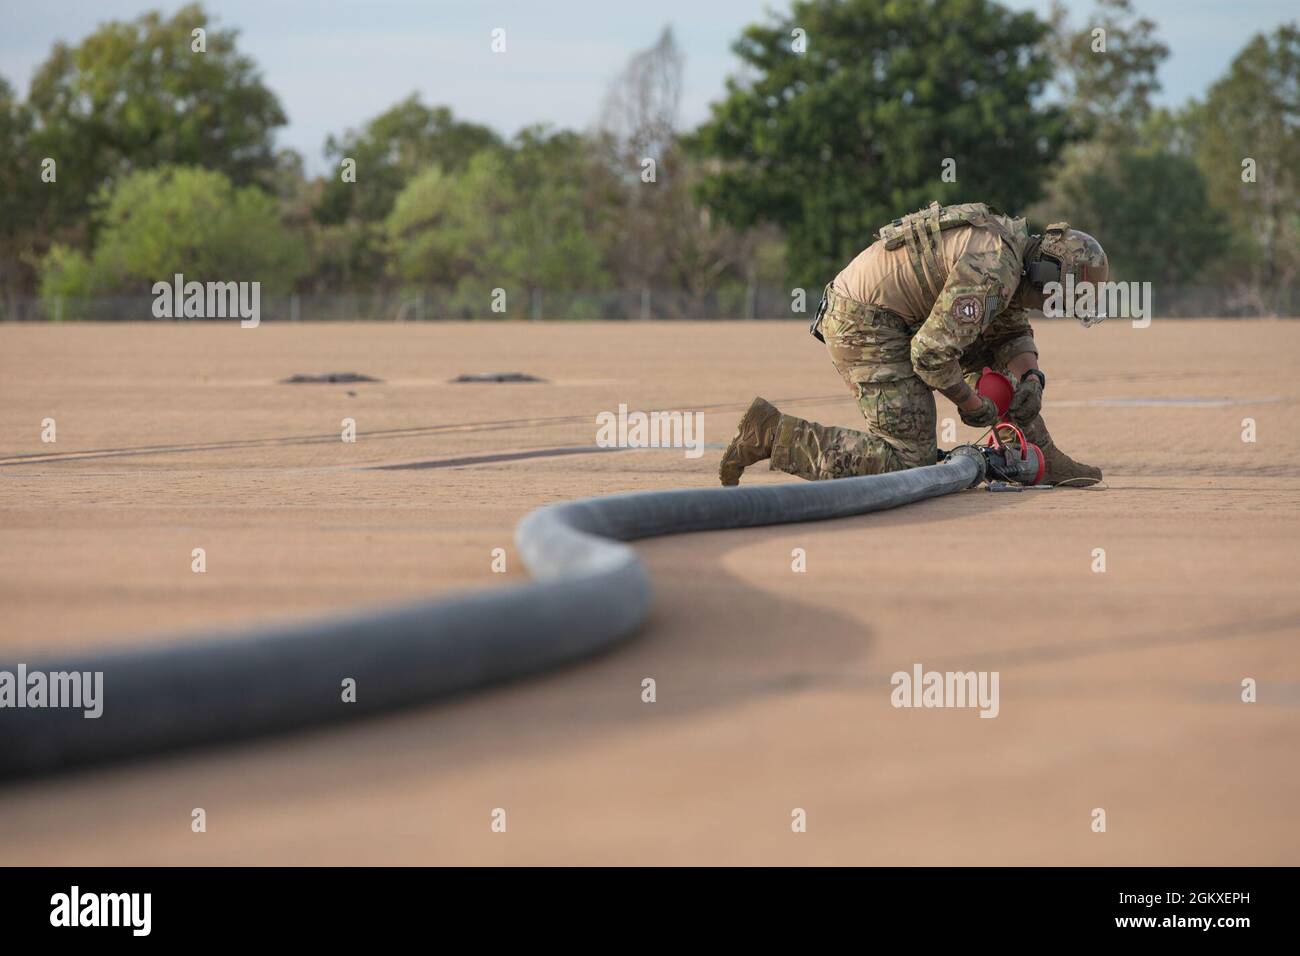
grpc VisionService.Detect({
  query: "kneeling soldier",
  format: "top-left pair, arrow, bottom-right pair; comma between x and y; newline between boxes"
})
720,201 -> 1106,487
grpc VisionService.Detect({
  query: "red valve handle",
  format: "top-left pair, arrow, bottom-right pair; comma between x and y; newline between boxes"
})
986,422 -> 1029,460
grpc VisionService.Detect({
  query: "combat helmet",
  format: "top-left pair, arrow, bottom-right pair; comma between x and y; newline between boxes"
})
1022,222 -> 1110,326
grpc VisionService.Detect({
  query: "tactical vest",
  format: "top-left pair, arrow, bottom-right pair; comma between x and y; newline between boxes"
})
875,201 -> 1026,301
809,201 -> 1028,343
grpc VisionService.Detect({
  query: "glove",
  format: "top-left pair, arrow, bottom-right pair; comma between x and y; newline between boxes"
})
1008,375 -> 1043,424
959,394 -> 1001,428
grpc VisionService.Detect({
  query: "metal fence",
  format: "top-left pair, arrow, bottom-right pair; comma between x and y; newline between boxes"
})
2,284 -> 1297,322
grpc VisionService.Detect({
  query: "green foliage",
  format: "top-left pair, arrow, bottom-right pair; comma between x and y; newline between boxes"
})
1187,24 -> 1300,303
35,245 -> 95,305
301,221 -> 386,293
1044,0 -> 1169,140
386,164 -> 478,287
0,78 -> 35,229
305,96 -> 502,291
384,128 -> 608,316
1046,143 -> 1227,284
8,3 -> 1298,316
39,166 -> 307,303
0,78 -> 41,302
25,2 -> 285,234
317,96 -> 502,225
1031,1 -> 1226,289
689,0 -> 1070,288
493,128 -> 608,296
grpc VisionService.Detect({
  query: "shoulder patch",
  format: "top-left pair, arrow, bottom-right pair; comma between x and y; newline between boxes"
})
950,294 -> 984,325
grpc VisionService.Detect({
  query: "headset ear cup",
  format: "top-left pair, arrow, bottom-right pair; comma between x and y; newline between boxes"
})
1027,260 -> 1059,286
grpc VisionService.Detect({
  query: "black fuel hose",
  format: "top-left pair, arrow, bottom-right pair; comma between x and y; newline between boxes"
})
0,453 -> 981,779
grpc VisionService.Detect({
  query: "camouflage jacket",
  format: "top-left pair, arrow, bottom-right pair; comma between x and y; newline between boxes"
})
835,201 -> 1039,390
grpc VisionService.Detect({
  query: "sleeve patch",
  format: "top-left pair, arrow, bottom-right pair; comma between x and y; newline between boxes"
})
950,295 -> 984,325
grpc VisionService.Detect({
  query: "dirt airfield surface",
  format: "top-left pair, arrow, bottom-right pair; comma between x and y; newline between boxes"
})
1,318 -> 1297,865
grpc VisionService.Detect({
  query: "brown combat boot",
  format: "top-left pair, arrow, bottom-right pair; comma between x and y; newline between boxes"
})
719,397 -> 782,486
1020,416 -> 1103,487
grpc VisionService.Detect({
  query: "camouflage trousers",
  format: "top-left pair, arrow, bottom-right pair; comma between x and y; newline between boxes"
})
772,290 -> 1037,480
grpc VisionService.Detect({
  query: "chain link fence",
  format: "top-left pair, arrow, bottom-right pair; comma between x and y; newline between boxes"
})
2,284 -> 1296,322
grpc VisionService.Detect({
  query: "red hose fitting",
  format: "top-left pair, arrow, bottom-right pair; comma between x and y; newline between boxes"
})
1026,442 -> 1046,485
985,423 -> 1046,485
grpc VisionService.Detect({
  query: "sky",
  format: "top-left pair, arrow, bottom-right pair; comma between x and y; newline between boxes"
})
1,0 -> 1295,173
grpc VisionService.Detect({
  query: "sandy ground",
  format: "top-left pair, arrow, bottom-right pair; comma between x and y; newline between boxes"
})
0,318 -> 1297,865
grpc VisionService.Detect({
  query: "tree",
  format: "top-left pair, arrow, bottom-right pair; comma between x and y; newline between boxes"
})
308,96 -> 502,292
39,166 -> 307,306
317,95 -> 502,226
1048,148 -> 1226,285
1029,1 -> 1225,288
593,26 -> 685,292
493,128 -> 609,302
25,2 -> 286,227
1188,25 -> 1300,311
384,128 -> 608,316
594,27 -> 780,313
385,164 -> 479,289
598,26 -> 684,172
689,0 -> 1071,288
0,77 -> 40,313
1044,0 -> 1168,141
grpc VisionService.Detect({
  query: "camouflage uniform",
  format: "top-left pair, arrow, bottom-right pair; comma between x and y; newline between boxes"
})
771,201 -> 1045,481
